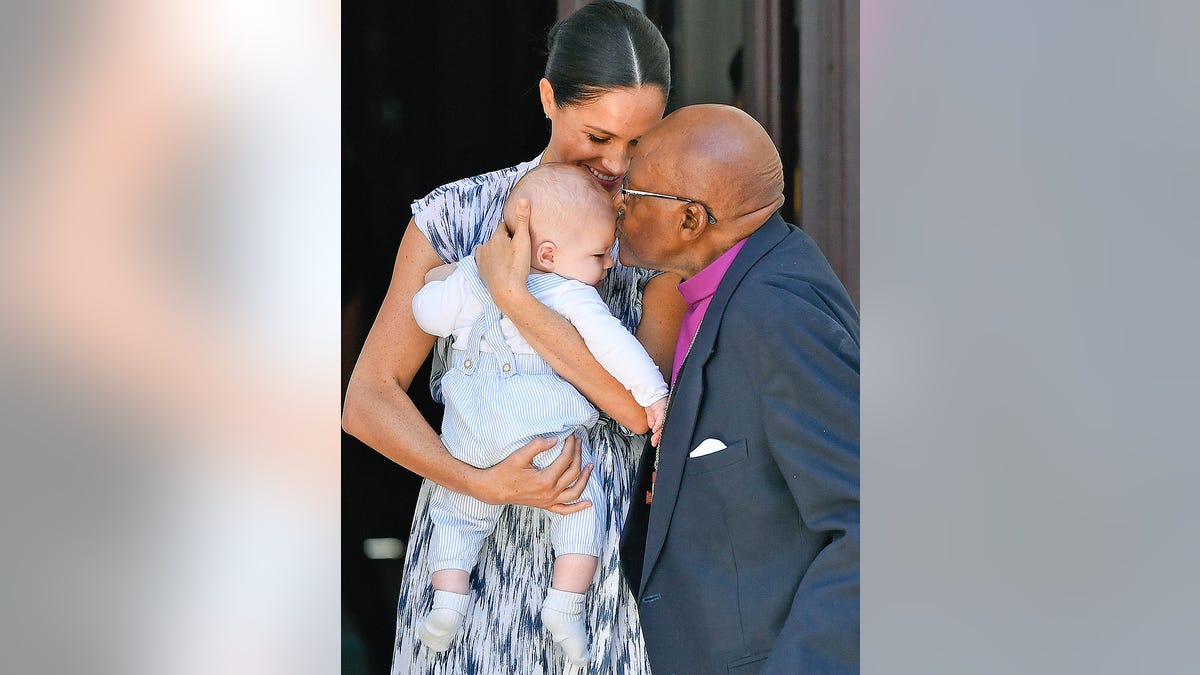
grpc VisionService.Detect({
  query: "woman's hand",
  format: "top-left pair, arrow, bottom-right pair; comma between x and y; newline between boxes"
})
475,434 -> 594,515
475,197 -> 533,313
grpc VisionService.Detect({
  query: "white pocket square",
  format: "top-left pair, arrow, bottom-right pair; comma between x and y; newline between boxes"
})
688,438 -> 728,458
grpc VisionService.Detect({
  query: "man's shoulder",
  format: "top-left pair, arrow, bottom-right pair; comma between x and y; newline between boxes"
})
751,224 -> 832,280
725,228 -> 858,342
729,233 -> 830,315
724,270 -> 824,332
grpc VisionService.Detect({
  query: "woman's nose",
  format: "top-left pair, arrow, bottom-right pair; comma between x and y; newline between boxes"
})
598,144 -> 629,178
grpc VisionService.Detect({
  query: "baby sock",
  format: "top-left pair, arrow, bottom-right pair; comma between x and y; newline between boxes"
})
541,588 -> 590,666
418,589 -> 471,653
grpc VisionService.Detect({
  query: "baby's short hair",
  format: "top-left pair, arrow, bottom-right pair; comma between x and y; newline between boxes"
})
504,163 -> 613,242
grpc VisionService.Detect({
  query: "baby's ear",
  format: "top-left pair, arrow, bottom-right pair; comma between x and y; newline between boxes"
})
535,241 -> 557,269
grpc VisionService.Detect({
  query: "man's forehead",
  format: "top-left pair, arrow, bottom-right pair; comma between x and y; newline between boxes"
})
628,141 -> 665,181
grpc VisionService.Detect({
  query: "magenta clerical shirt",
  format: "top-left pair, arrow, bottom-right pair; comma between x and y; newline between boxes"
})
670,239 -> 748,386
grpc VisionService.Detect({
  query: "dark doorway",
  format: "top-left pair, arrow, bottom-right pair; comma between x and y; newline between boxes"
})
343,2 -> 556,672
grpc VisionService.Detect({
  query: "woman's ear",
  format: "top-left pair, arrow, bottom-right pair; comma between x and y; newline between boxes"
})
539,78 -> 556,119
535,241 -> 557,270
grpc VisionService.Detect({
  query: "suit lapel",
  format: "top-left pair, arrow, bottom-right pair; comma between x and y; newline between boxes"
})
637,214 -> 791,596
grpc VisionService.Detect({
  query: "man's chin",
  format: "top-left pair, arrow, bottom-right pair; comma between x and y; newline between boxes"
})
619,253 -> 659,271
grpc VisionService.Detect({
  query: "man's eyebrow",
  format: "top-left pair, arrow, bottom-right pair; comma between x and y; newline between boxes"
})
584,125 -> 618,137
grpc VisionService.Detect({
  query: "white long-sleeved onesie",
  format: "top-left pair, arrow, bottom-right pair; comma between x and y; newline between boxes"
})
412,255 -> 666,572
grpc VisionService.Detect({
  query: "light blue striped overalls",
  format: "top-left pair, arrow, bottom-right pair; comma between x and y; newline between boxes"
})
427,258 -> 605,573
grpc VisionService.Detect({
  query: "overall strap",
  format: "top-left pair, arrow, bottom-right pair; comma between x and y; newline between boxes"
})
457,257 -> 519,377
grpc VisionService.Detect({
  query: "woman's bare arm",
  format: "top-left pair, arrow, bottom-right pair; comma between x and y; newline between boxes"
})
635,272 -> 686,382
342,220 -> 593,513
475,199 -> 650,433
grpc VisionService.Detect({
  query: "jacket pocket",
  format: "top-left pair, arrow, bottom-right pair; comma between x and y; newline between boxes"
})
727,650 -> 770,674
684,438 -> 748,476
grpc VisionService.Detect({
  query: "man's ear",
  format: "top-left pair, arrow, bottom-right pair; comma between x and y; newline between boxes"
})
678,204 -> 711,242
535,241 -> 557,270
539,79 -> 556,119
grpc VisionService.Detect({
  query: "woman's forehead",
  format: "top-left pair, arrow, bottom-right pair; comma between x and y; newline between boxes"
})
565,87 -> 665,135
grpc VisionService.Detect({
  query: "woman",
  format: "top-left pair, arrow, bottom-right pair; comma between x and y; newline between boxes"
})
342,2 -> 684,673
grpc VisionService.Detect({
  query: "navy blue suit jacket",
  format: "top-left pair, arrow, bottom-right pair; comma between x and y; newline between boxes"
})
621,215 -> 860,674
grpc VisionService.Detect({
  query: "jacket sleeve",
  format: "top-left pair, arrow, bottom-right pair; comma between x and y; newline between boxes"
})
552,281 -> 668,407
755,291 -> 860,674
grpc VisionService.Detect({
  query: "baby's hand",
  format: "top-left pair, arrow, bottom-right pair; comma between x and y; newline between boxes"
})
645,397 -> 667,447
424,262 -> 458,284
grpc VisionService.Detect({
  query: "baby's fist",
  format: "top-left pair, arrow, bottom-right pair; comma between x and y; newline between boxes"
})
645,398 -> 667,447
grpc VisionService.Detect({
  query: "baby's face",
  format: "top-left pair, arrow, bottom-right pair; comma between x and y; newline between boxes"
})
548,217 -> 617,287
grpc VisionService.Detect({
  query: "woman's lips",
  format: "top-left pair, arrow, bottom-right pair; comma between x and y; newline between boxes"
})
585,165 -> 621,190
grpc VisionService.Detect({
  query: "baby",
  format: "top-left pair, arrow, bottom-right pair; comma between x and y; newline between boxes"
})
411,163 -> 669,669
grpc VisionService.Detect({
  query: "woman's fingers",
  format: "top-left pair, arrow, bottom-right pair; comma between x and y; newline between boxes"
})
547,434 -> 593,506
536,434 -> 594,513
556,463 -> 593,504
548,434 -> 583,492
486,434 -> 593,513
546,494 -> 593,516
507,197 -> 531,248
475,200 -> 533,303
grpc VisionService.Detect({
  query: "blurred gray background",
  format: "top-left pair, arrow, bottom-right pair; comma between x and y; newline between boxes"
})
863,1 -> 1200,672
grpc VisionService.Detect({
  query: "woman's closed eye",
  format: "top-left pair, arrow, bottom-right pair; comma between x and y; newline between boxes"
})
587,133 -> 611,144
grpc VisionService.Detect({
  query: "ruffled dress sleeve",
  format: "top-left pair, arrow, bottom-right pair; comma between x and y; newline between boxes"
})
410,157 -> 540,264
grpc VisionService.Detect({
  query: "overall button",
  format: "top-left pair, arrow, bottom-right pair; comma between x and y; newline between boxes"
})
501,363 -> 511,373
463,359 -> 472,369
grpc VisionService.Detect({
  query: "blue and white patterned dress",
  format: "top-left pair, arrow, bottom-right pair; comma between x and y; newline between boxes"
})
391,156 -> 655,674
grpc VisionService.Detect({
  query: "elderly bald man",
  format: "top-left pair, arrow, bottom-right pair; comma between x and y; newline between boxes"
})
617,104 -> 860,675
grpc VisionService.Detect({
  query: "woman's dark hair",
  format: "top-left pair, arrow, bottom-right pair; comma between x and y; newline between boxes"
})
544,0 -> 671,107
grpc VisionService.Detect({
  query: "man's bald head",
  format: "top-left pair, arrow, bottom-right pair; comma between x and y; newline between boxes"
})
637,104 -> 785,238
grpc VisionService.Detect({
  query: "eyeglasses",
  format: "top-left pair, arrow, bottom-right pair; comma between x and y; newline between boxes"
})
619,177 -> 717,225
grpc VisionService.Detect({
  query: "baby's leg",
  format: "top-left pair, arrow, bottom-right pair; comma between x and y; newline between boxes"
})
542,447 -> 604,667
550,435 -> 604,592
419,588 -> 471,654
552,553 -> 598,593
420,484 -> 501,653
543,554 -> 598,665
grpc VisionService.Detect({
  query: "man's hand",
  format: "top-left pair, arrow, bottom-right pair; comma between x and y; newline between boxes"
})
476,433 -> 594,515
475,197 -> 533,312
424,262 -> 458,284
646,397 -> 667,447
